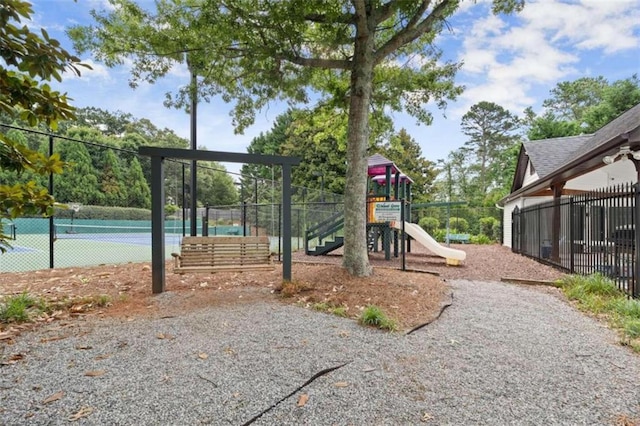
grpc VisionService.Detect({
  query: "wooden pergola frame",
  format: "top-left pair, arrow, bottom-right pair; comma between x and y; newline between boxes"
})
139,146 -> 300,294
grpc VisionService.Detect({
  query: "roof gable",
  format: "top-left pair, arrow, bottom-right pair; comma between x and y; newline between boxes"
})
511,134 -> 591,192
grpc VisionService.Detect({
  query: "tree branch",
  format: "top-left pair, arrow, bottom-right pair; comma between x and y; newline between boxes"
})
352,0 -> 370,37
305,12 -> 355,24
405,1 -> 432,30
374,0 -> 452,64
108,47 -> 205,58
277,54 -> 351,70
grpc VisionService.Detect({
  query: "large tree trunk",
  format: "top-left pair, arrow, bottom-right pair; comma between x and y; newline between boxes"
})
343,7 -> 374,277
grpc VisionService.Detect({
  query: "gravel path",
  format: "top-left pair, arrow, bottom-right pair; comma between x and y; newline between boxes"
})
1,280 -> 639,425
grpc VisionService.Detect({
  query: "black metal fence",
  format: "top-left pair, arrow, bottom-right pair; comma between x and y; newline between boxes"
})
512,183 -> 639,298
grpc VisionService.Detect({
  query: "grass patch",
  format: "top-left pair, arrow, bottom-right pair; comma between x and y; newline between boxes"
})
0,292 -> 40,323
623,319 -> 640,339
0,293 -> 112,326
557,274 -> 640,352
358,305 -> 397,331
312,302 -> 348,317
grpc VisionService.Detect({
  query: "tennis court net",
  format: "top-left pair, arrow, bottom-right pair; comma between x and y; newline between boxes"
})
2,222 -> 16,240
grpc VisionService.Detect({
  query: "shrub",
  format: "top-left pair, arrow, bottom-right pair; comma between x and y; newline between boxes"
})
479,217 -> 498,238
470,234 -> 493,245
418,216 -> 439,234
448,217 -> 469,232
164,204 -> 179,218
557,274 -> 640,352
623,319 -> 640,339
607,298 -> 640,319
491,221 -> 502,242
432,228 -> 447,243
561,274 -> 621,301
312,302 -> 348,317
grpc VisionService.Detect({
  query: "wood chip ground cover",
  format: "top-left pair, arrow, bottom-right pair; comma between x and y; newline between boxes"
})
0,244 -> 567,337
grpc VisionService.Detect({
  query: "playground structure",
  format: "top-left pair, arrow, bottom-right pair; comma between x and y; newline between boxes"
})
305,153 -> 466,266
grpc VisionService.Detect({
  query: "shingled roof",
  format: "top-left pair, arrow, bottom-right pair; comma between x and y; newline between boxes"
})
523,134 -> 592,179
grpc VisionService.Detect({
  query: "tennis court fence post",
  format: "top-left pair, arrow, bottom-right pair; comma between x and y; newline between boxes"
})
49,134 -> 54,269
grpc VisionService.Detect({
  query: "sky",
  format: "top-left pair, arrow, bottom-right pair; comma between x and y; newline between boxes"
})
27,0 -> 640,177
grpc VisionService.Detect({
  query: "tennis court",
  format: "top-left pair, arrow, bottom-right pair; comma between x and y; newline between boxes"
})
2,220 -> 305,273
1,222 -> 184,273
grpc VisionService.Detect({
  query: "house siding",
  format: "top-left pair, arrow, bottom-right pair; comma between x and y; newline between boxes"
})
502,200 -> 518,248
521,161 -> 539,187
566,169 -> 610,189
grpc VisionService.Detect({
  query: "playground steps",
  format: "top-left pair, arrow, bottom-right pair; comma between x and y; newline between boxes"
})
305,211 -> 345,256
306,236 -> 344,256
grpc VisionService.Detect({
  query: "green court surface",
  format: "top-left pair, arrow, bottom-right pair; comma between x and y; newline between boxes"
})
1,234 -> 182,273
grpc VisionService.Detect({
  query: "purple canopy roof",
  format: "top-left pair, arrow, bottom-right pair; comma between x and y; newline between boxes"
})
367,153 -> 400,176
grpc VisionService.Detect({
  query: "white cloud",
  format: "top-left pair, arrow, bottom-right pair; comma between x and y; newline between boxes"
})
453,0 -> 640,116
87,0 -> 116,11
521,0 -> 640,54
457,0 -> 492,14
168,62 -> 191,79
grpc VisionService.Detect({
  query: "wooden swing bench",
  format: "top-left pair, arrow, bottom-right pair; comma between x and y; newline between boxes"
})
171,236 -> 274,274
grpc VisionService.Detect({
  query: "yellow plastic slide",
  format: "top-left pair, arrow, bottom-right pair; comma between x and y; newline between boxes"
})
391,221 -> 466,266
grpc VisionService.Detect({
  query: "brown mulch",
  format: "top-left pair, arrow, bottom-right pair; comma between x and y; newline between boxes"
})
0,244 -> 567,338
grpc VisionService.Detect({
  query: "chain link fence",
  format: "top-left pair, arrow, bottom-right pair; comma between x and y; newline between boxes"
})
1,124 -> 343,272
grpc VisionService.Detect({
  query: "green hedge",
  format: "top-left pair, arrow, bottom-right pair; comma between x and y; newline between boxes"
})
54,205 -> 152,220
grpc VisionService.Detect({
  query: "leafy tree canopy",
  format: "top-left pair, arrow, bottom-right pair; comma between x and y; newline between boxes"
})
460,101 -> 521,198
527,75 -> 640,140
69,0 -> 523,276
0,0 -> 89,252
377,128 -> 437,202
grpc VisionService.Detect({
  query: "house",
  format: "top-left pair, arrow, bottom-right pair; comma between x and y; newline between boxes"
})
500,103 -> 640,249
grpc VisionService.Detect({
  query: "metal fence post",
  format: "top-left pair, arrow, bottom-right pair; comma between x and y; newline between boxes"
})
49,134 -> 55,269
243,201 -> 247,236
538,205 -> 541,260
634,183 -> 640,298
278,202 -> 282,262
182,163 -> 186,237
202,205 -> 209,236
569,196 -> 575,274
401,200 -> 406,271
511,207 -> 517,252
